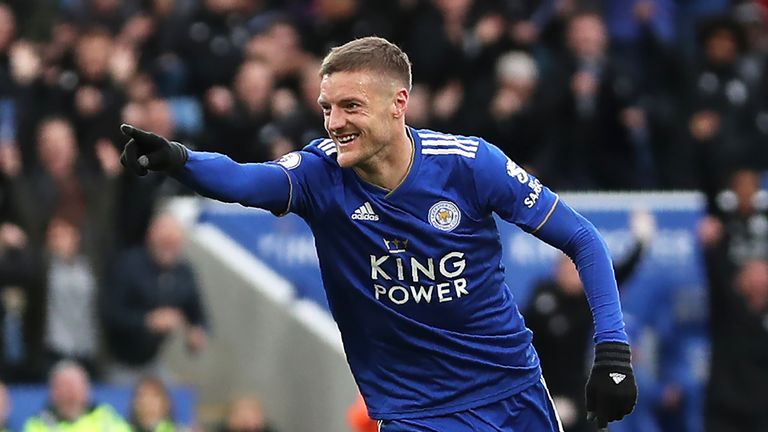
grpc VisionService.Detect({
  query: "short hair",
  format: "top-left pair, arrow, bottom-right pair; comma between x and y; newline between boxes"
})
319,36 -> 412,90
49,359 -> 89,382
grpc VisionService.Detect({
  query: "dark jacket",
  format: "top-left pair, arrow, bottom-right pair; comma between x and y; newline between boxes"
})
101,247 -> 206,366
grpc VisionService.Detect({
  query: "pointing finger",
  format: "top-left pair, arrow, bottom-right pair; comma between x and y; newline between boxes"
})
120,123 -> 137,138
120,123 -> 154,141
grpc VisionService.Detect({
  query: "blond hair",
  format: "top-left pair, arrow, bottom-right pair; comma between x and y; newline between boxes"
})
320,36 -> 412,90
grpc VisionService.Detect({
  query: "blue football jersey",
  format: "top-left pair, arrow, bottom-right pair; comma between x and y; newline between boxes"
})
267,128 -> 561,419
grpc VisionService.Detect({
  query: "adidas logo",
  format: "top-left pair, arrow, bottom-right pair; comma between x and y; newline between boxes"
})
609,372 -> 626,384
351,202 -> 380,221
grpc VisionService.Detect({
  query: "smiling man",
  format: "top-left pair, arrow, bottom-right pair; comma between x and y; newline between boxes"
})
118,36 -> 636,431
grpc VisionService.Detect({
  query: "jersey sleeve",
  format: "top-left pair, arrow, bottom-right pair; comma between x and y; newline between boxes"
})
474,140 -> 628,344
176,151 -> 291,213
264,142 -> 337,220
175,140 -> 335,220
472,140 -> 559,232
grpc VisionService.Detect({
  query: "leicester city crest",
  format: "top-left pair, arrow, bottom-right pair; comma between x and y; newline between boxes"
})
428,201 -> 461,232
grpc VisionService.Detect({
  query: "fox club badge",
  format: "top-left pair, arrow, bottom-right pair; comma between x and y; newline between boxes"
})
428,201 -> 461,232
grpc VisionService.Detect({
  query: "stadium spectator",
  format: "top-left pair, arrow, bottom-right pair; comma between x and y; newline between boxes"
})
255,56 -> 326,158
101,212 -> 208,384
0,380 -> 9,432
482,51 -> 548,168
200,60 -> 275,163
69,28 -> 129,170
129,376 -> 177,432
178,0 -> 248,95
6,40 -> 47,170
0,222 -> 42,383
699,168 -> 768,431
22,360 -> 130,432
539,11 -> 645,190
219,395 -> 277,432
245,19 -> 308,83
125,0 -> 191,97
688,17 -> 764,213
1,117 -> 118,269
40,217 -> 101,378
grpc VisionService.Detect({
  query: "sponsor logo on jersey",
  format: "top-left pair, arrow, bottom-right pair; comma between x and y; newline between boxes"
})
506,157 -> 543,208
428,201 -> 461,231
351,202 -> 380,221
383,238 -> 408,254
275,152 -> 301,169
506,158 -> 529,183
370,251 -> 469,305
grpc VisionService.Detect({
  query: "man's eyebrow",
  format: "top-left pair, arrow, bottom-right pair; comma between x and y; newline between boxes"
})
338,97 -> 364,105
317,97 -> 364,106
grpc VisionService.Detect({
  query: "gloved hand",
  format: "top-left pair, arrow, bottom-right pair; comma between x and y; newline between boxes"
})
585,342 -> 638,429
119,124 -> 188,176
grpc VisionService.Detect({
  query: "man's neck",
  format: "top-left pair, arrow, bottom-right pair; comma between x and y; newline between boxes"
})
354,126 -> 413,191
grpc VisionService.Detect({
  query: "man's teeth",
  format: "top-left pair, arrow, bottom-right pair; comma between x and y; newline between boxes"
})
337,134 -> 357,143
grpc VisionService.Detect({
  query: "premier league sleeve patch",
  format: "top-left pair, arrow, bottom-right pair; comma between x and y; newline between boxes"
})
428,201 -> 462,231
275,152 -> 302,170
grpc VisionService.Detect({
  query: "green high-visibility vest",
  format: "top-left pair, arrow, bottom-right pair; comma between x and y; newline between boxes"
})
23,404 -> 131,432
133,420 -> 176,432
151,421 -> 175,432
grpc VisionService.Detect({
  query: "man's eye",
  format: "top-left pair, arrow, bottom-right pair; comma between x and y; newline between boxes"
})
347,103 -> 360,109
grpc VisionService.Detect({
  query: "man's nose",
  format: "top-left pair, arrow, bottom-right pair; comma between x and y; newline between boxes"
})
326,108 -> 346,132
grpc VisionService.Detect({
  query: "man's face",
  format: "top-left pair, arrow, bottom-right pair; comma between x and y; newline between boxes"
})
568,15 -> 606,60
51,368 -> 89,421
147,214 -> 184,268
318,70 -> 401,168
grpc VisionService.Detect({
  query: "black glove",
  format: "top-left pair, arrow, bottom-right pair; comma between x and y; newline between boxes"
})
119,123 -> 188,176
585,342 -> 638,429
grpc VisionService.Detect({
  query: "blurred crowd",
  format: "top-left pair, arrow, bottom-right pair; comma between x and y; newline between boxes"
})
0,361 -> 278,431
0,0 -> 767,194
0,0 -> 766,431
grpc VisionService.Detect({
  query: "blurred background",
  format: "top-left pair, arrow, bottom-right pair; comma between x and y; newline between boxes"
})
0,0 -> 767,431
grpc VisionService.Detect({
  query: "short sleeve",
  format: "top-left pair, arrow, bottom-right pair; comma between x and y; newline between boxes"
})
265,146 -> 336,220
473,141 -> 559,233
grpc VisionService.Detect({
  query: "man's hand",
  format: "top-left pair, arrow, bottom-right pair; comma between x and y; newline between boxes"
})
185,325 -> 208,354
585,342 -> 638,429
119,123 -> 188,176
145,307 -> 186,334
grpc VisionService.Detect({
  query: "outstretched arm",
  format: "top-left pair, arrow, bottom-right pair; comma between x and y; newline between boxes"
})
119,124 -> 290,214
175,150 -> 290,213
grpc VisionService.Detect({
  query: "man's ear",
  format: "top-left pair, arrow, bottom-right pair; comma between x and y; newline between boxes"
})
393,88 -> 409,119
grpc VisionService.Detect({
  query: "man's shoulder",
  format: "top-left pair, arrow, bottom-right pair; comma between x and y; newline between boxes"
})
413,128 -> 487,162
301,137 -> 339,162
269,138 -> 339,176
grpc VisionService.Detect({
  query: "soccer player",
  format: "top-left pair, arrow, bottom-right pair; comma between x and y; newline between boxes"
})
119,37 -> 637,431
